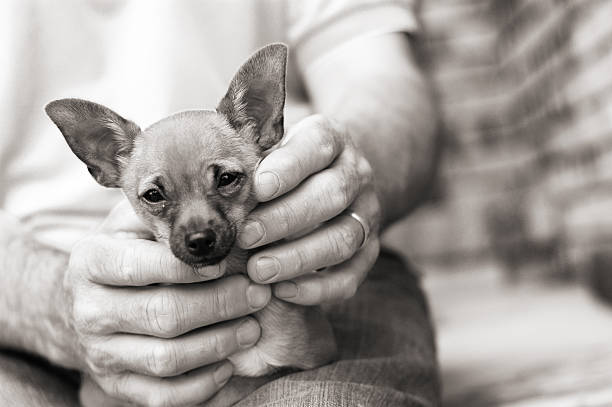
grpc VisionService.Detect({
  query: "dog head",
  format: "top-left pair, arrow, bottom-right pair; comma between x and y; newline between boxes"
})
46,44 -> 287,266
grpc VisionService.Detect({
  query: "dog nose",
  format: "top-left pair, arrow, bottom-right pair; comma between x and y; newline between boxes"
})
185,230 -> 216,256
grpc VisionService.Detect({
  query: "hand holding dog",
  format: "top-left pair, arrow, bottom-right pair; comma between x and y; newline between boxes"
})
239,114 -> 381,305
64,201 -> 270,406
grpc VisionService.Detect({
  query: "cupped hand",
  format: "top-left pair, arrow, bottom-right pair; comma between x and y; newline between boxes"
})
63,200 -> 271,407
237,114 -> 381,305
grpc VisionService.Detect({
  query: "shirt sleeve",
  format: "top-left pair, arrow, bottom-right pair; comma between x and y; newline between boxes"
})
287,0 -> 419,67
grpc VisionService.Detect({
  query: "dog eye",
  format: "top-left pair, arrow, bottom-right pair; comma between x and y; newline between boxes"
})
217,172 -> 239,188
142,188 -> 165,203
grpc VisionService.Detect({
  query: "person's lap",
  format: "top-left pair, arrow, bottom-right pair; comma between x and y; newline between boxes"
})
0,249 -> 440,407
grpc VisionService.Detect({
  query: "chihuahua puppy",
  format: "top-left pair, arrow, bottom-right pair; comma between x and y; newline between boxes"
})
46,44 -> 336,382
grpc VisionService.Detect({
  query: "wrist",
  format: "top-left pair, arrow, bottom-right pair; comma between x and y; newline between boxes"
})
0,225 -> 81,369
24,245 -> 81,369
33,254 -> 81,369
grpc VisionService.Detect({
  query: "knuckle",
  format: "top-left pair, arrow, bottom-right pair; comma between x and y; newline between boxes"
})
147,343 -> 179,377
90,242 -> 126,284
71,236 -> 105,278
308,113 -> 328,129
358,156 -> 374,182
290,246 -> 308,274
107,248 -> 127,283
118,245 -> 141,285
327,171 -> 355,210
73,297 -> 109,334
211,285 -> 233,321
73,235 -> 101,256
316,127 -> 337,159
318,135 -> 336,162
85,343 -> 115,374
97,374 -> 129,401
273,199 -> 300,236
324,229 -> 343,258
145,291 -> 183,338
333,222 -> 360,255
209,331 -> 229,359
71,236 -> 91,255
69,239 -> 90,270
72,297 -> 93,327
101,376 -> 121,399
283,149 -> 306,177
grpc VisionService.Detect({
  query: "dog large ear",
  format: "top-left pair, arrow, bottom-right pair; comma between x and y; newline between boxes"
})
217,43 -> 287,150
45,99 -> 140,188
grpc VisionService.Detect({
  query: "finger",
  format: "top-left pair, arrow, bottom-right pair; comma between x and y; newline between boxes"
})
87,317 -> 260,377
246,213 -> 364,283
238,152 -> 361,249
96,361 -> 233,407
74,234 -> 226,285
80,275 -> 270,338
273,237 -> 380,305
79,375 -> 119,407
253,115 -> 346,202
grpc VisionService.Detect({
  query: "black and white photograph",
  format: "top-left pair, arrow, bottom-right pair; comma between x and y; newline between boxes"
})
1,1 -> 611,406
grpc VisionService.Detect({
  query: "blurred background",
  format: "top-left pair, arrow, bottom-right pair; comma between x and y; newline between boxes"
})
384,0 -> 612,405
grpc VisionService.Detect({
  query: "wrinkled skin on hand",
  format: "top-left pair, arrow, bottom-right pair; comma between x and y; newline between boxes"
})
73,114 -> 383,406
63,202 -> 271,407
239,114 -> 382,305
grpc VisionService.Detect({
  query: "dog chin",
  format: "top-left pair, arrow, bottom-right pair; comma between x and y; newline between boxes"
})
175,250 -> 232,268
186,256 -> 226,268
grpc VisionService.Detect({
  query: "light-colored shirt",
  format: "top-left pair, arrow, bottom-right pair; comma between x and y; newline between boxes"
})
0,0 -> 416,252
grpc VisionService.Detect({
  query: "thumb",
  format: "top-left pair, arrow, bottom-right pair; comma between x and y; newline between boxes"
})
97,199 -> 153,239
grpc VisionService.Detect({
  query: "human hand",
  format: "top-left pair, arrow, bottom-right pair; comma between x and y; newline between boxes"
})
63,200 -> 271,406
237,114 -> 381,305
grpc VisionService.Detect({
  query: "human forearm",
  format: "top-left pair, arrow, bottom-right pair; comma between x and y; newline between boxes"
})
303,33 -> 440,226
0,212 -> 79,369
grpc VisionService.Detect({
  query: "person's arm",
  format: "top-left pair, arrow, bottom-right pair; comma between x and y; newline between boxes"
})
303,33 -> 440,226
0,212 -> 78,368
238,33 -> 440,304
0,203 -> 270,406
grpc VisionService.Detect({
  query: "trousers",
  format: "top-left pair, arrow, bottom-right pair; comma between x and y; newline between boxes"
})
0,249 -> 440,407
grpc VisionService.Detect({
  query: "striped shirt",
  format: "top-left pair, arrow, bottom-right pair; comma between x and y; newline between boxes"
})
395,0 -> 612,278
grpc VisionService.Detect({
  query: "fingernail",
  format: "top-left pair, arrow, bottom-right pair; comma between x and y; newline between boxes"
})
236,318 -> 260,347
257,172 -> 280,200
246,284 -> 270,308
237,220 -> 264,248
275,282 -> 298,299
214,362 -> 233,386
256,256 -> 280,282
196,260 -> 226,279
